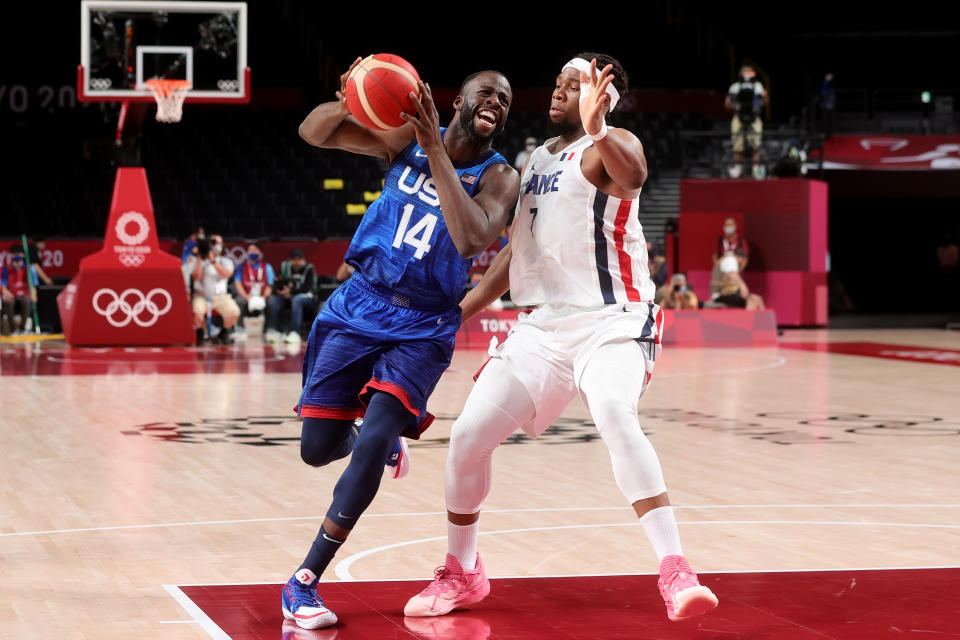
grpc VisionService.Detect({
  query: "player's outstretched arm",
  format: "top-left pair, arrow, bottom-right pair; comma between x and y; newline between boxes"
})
401,82 -> 520,258
460,242 -> 512,322
299,56 -> 414,163
579,61 -> 647,197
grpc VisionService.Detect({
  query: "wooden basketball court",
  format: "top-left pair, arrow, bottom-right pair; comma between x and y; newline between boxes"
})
2,328 -> 958,638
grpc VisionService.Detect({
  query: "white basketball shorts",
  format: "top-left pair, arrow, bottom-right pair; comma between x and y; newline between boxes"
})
482,301 -> 664,437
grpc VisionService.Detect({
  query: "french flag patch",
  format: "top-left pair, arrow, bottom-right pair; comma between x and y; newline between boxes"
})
460,174 -> 477,185
559,152 -> 576,161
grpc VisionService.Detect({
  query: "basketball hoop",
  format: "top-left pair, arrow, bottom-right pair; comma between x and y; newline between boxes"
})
144,78 -> 191,123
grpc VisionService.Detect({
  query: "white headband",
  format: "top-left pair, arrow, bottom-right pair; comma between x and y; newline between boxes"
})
562,57 -> 621,112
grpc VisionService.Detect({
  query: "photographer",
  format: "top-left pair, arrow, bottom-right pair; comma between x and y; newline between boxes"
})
656,273 -> 699,310
724,65 -> 769,179
191,234 -> 240,344
267,249 -> 317,344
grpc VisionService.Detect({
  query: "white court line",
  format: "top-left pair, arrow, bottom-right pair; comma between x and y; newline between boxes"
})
168,563 -> 960,588
163,584 -> 231,640
4,504 -> 960,538
657,354 -> 788,378
333,519 -> 960,580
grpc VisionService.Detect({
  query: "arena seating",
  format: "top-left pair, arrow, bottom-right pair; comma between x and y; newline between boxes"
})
2,104 -> 726,256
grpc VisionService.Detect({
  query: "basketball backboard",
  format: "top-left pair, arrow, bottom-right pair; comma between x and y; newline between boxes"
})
79,1 -> 249,103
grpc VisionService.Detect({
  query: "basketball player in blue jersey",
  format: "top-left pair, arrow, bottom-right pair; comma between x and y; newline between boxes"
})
405,54 -> 719,622
280,59 -> 518,630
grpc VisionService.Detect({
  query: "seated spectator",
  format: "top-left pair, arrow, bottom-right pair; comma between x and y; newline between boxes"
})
234,242 -> 275,332
513,137 -> 538,172
656,273 -> 699,310
713,217 -> 749,271
191,235 -> 240,345
26,237 -> 53,285
1,246 -> 39,335
647,240 -> 668,288
268,249 -> 317,344
182,242 -> 201,296
709,256 -> 765,310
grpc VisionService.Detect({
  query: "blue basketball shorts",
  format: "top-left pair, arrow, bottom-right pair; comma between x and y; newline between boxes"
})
296,276 -> 462,439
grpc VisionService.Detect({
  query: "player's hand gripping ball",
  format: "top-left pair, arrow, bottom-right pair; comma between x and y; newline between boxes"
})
345,54 -> 421,130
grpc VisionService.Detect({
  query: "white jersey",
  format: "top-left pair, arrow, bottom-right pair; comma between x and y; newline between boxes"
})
509,133 -> 655,307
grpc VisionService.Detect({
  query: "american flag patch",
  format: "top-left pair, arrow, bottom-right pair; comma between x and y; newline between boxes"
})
460,174 -> 477,185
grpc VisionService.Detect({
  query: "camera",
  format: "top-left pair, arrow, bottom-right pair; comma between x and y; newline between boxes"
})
673,284 -> 687,294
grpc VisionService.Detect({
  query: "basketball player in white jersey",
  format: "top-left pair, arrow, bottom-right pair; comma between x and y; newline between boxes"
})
404,53 -> 718,622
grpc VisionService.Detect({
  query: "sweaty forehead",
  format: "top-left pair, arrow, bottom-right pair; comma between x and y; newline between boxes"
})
468,73 -> 511,95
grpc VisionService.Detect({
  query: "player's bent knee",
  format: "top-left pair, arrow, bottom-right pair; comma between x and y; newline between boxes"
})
300,441 -> 334,467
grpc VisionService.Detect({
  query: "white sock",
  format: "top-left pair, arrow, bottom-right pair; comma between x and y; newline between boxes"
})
447,521 -> 479,570
639,506 -> 683,562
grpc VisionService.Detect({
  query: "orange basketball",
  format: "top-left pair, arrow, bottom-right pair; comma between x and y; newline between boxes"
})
344,54 -> 421,130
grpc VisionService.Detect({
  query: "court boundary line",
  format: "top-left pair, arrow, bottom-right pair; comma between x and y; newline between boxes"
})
333,520 -> 960,580
5,503 -> 960,538
166,563 -> 960,588
163,584 -> 231,639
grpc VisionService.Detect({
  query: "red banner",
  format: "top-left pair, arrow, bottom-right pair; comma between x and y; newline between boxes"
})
0,240 -> 175,278
57,168 -> 194,346
822,135 -> 960,170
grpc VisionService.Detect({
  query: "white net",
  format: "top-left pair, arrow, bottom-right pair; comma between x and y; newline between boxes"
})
145,80 -> 190,123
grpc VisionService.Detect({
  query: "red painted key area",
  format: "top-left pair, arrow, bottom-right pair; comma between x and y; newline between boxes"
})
179,568 -> 959,639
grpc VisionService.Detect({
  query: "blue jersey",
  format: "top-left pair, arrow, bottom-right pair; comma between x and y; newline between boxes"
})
344,129 -> 507,311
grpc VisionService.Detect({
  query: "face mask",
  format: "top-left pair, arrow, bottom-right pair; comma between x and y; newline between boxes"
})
213,244 -> 223,255
724,226 -> 736,235
248,253 -> 261,262
12,257 -> 24,265
526,144 -> 536,151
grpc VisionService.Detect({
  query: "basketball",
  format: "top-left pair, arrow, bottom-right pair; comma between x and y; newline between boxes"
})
344,54 -> 421,130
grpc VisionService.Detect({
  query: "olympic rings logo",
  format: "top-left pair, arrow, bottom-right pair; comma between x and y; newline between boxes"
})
92,288 -> 173,328
115,211 -> 150,246
226,245 -> 247,264
118,254 -> 145,267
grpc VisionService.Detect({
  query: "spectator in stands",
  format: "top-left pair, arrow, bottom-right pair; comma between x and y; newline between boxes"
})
191,234 -> 240,345
182,242 -> 200,296
513,137 -> 538,172
656,273 -> 699,310
1,246 -> 39,335
234,242 -> 275,334
26,237 -> 53,285
181,226 -> 205,264
710,255 -> 765,310
268,249 -> 317,344
647,240 -> 668,288
725,65 -> 769,179
713,217 -> 749,272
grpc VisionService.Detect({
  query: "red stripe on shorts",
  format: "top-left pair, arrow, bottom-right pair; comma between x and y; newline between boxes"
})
360,378 -> 419,417
297,405 -> 363,421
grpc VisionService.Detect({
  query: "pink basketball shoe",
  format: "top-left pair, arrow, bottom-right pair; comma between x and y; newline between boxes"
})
657,555 -> 718,621
403,553 -> 490,617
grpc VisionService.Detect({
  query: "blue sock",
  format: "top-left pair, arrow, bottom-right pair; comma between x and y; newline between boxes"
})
298,392 -> 411,577
298,525 -> 346,580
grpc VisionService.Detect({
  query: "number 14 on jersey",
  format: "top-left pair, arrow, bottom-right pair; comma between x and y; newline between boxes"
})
392,203 -> 437,260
